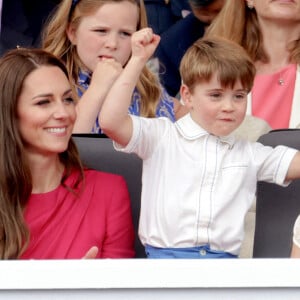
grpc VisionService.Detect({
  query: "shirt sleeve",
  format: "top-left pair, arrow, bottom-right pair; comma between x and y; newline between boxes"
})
114,115 -> 172,160
255,144 -> 298,186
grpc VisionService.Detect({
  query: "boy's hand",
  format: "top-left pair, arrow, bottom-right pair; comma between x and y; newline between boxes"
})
131,28 -> 160,62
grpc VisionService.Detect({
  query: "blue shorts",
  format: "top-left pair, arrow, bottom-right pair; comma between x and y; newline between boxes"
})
145,244 -> 237,259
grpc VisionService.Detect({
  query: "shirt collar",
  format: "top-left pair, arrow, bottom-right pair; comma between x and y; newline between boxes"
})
175,113 -> 236,147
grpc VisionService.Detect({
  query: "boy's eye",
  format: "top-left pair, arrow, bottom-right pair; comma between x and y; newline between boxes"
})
210,93 -> 222,98
234,93 -> 247,100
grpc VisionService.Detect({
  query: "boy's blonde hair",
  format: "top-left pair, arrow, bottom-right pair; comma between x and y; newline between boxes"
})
180,37 -> 256,93
42,0 -> 161,117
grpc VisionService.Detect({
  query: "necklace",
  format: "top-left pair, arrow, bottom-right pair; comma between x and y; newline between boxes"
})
278,77 -> 284,86
278,69 -> 285,85
277,65 -> 292,86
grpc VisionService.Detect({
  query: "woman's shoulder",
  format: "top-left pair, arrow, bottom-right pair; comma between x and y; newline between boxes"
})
83,169 -> 125,185
76,169 -> 129,202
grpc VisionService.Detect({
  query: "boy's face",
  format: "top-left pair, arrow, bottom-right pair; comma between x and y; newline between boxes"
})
181,73 -> 248,136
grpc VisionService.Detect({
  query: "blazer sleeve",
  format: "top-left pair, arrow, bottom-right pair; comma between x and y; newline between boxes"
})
101,175 -> 135,258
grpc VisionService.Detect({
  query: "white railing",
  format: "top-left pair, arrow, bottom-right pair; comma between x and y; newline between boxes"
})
0,259 -> 300,299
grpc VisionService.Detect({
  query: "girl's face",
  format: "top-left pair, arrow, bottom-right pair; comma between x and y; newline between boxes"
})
181,73 -> 248,137
17,66 -> 76,156
67,1 -> 139,72
247,0 -> 300,23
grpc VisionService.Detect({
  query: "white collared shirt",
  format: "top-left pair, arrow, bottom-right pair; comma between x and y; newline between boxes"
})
116,114 -> 297,255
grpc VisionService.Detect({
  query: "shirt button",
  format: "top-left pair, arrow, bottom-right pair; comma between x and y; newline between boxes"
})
200,249 -> 206,256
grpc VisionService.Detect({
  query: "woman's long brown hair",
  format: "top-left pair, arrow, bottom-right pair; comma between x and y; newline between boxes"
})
0,48 -> 84,259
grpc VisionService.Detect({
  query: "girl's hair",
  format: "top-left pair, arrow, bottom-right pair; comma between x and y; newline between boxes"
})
205,0 -> 300,64
0,48 -> 84,259
180,37 -> 256,93
42,0 -> 161,117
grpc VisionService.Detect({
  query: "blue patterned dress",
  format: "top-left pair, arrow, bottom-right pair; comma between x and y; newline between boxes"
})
77,70 -> 175,134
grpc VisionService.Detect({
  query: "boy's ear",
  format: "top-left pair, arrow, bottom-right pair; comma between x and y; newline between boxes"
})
66,24 -> 77,45
180,84 -> 193,108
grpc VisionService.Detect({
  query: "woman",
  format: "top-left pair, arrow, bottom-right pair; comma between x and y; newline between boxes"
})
0,48 -> 135,259
206,0 -> 300,129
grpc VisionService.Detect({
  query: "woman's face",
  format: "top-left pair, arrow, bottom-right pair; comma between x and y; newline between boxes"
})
17,66 -> 76,156
248,0 -> 300,23
67,1 -> 139,72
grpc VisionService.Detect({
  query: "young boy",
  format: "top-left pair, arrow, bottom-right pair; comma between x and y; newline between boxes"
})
100,29 -> 300,258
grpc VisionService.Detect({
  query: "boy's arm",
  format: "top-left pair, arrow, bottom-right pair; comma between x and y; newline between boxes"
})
100,28 -> 160,147
285,151 -> 300,181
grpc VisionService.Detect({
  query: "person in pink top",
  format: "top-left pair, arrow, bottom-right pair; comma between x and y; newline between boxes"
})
0,47 -> 135,259
206,0 -> 300,130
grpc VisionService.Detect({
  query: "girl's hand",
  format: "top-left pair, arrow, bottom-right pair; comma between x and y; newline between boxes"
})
89,59 -> 123,94
131,28 -> 160,62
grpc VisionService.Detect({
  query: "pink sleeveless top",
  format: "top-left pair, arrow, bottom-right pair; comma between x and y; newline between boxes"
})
252,64 -> 297,129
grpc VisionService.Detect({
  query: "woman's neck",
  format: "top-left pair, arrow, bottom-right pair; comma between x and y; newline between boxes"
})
255,18 -> 300,74
27,153 -> 64,194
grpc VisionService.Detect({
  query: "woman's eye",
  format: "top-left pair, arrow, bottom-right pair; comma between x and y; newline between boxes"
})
36,99 -> 50,106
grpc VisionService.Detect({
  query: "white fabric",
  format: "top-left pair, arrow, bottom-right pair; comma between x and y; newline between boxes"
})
115,114 -> 297,255
233,115 -> 271,142
246,65 -> 300,128
293,215 -> 300,248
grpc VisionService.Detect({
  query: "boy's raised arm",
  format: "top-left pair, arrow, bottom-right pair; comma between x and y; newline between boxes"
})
100,28 -> 160,147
